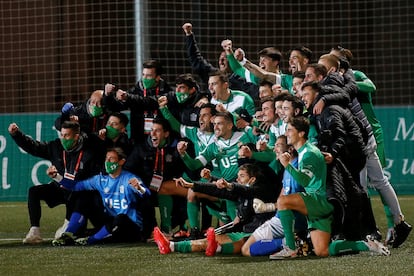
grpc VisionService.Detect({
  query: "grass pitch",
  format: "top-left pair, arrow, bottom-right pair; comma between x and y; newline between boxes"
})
0,196 -> 413,275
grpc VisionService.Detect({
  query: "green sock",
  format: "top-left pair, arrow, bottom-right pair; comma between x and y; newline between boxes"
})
279,209 -> 296,250
221,242 -> 234,254
383,205 -> 394,228
225,200 -> 238,220
174,240 -> 192,253
158,194 -> 173,233
187,201 -> 200,229
329,240 -> 369,256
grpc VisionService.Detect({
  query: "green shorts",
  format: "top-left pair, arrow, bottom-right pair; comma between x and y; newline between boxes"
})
300,192 -> 334,233
227,232 -> 251,242
205,199 -> 237,222
206,199 -> 232,224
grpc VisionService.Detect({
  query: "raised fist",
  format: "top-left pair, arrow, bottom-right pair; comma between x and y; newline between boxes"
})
61,102 -> 74,115
221,39 -> 233,53
182,23 -> 193,36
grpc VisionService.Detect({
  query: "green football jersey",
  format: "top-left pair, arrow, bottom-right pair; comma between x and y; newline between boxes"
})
286,141 -> 327,196
197,131 -> 254,181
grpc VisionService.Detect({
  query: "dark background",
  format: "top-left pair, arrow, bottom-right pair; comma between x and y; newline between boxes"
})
1,1 -> 413,113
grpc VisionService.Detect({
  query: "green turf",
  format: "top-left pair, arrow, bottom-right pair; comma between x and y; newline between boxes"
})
0,196 -> 413,275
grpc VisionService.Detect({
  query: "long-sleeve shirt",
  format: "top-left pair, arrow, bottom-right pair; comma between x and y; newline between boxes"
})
60,170 -> 150,229
210,89 -> 256,117
10,131 -> 104,181
181,131 -> 257,181
184,33 -> 259,100
285,141 -> 327,196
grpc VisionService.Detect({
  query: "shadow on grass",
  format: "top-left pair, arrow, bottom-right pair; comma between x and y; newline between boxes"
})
0,240 -> 151,249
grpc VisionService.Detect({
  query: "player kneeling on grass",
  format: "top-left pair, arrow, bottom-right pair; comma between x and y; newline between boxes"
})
48,147 -> 150,246
154,164 -> 265,256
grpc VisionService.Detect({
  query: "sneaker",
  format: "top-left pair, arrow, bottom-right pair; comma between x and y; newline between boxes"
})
52,232 -> 75,246
365,235 -> 390,256
74,237 -> 90,246
153,227 -> 171,254
384,228 -> 395,246
23,226 -> 43,244
297,237 -> 314,257
393,220 -> 412,248
205,227 -> 218,257
54,219 -> 69,239
189,227 -> 202,240
269,246 -> 298,260
369,228 -> 382,242
147,230 -> 172,243
172,229 -> 190,241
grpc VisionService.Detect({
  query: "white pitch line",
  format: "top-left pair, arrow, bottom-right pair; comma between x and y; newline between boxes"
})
0,238 -> 53,241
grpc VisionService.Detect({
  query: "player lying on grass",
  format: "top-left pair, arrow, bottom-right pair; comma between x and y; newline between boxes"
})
154,163 -> 277,256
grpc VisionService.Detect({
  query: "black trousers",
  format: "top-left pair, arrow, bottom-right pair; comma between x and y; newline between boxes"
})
72,191 -> 142,243
27,181 -> 73,226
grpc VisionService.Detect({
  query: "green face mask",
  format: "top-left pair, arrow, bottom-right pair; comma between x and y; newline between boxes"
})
142,78 -> 156,89
105,161 -> 119,174
61,138 -> 75,151
176,91 -> 190,103
89,105 -> 103,117
106,125 -> 120,140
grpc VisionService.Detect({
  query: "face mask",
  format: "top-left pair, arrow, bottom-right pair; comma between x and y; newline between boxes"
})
142,78 -> 156,89
105,161 -> 119,174
106,125 -> 120,140
61,138 -> 75,151
89,105 -> 103,117
176,91 -> 190,103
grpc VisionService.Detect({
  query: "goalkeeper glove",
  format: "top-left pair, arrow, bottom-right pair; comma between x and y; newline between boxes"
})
253,198 -> 276,213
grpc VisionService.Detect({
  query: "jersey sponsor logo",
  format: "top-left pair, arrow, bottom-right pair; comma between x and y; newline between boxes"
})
104,198 -> 129,210
220,156 -> 238,168
301,168 -> 314,179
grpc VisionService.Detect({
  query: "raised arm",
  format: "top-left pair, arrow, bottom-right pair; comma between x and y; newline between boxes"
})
244,60 -> 281,85
8,123 -> 51,160
177,141 -> 204,170
182,23 -> 217,84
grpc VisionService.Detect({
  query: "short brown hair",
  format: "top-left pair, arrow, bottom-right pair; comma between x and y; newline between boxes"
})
258,47 -> 282,61
288,116 -> 310,139
61,121 -> 80,134
209,70 -> 228,83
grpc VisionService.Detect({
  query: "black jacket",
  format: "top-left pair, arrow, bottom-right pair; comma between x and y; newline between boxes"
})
165,90 -> 209,128
319,72 -> 351,108
191,165 -> 281,234
327,158 -> 369,241
55,101 -> 108,135
103,79 -> 173,143
123,136 -> 185,186
184,33 -> 259,101
313,104 -> 367,175
11,131 -> 104,181
311,103 -> 369,241
319,71 -> 372,142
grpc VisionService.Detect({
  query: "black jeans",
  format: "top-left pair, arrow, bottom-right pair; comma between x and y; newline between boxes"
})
72,191 -> 142,243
